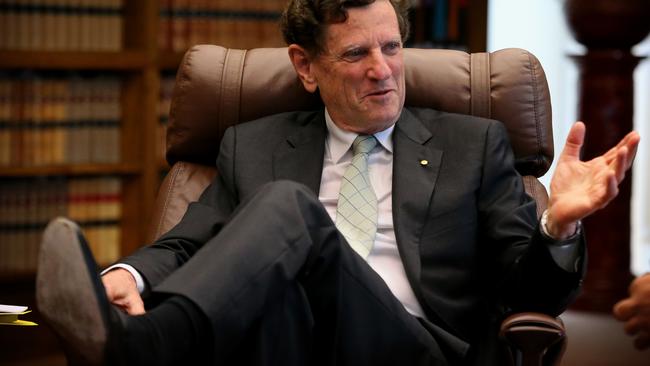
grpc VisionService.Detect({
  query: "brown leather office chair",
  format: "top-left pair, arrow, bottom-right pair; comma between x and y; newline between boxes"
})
147,45 -> 566,366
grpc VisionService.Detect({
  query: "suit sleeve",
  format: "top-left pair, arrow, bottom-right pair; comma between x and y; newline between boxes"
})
478,121 -> 585,316
119,126 -> 239,290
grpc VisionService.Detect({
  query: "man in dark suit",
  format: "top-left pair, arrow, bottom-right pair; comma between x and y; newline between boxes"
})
36,0 -> 640,365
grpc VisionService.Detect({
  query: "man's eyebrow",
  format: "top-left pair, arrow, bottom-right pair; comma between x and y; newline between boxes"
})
384,38 -> 403,45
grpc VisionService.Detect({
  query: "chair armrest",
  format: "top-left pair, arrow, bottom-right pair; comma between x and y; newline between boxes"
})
147,161 -> 217,243
499,312 -> 566,366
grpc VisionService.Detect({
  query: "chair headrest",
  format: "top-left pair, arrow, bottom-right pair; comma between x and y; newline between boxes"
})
167,45 -> 553,177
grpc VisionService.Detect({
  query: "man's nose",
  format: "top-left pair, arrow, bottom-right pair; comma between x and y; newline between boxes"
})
366,51 -> 392,80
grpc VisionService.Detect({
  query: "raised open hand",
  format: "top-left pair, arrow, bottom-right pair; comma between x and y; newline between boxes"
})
546,122 -> 640,239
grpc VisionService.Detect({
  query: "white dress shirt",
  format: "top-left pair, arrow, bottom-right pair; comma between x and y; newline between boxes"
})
319,110 -> 425,317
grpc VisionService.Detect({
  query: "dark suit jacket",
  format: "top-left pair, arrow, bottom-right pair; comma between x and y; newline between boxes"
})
123,107 -> 585,364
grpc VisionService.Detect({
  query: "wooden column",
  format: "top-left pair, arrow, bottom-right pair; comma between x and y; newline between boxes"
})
564,0 -> 650,312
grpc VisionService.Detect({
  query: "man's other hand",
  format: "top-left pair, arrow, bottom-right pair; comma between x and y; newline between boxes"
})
613,274 -> 650,350
102,268 -> 145,315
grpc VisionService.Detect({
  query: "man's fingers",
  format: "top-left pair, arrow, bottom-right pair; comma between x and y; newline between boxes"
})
126,297 -> 146,315
624,131 -> 641,169
602,131 -> 640,167
600,173 -> 618,209
114,295 -> 145,315
560,122 -> 586,162
614,299 -> 637,321
624,316 -> 649,335
613,147 -> 628,183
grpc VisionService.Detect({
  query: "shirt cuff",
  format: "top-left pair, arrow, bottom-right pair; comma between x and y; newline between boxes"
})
540,209 -> 581,240
101,263 -> 146,294
539,209 -> 584,273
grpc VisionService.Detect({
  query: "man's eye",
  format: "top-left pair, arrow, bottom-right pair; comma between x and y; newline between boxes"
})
383,42 -> 401,55
342,49 -> 366,61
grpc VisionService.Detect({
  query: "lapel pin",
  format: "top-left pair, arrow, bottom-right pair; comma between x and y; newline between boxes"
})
420,159 -> 428,166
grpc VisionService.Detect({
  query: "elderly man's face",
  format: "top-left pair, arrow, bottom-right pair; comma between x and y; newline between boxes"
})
292,0 -> 405,134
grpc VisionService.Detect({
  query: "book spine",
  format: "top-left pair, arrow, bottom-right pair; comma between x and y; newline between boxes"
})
0,76 -> 10,166
158,0 -> 172,51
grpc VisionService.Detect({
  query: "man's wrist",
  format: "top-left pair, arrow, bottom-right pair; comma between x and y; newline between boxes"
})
541,209 -> 581,240
101,263 -> 146,294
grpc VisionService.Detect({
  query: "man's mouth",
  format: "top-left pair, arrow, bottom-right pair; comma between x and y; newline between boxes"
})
365,89 -> 393,97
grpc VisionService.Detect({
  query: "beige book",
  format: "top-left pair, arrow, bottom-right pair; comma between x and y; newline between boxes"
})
15,0 -> 30,50
78,0 -> 92,50
66,0 -> 83,50
21,78 -> 35,166
0,8 -> 7,49
65,79 -> 80,164
171,0 -> 188,52
104,225 -> 120,264
112,0 -> 123,51
0,79 -> 11,166
31,77 -> 44,166
52,79 -> 67,164
158,0 -> 172,51
66,178 -> 79,221
186,0 -> 203,46
41,0 -> 56,50
29,0 -> 44,49
54,0 -> 68,51
5,4 -> 19,50
41,80 -> 55,167
77,78 -> 92,164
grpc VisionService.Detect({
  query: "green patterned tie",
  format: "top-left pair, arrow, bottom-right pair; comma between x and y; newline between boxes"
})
336,135 -> 378,258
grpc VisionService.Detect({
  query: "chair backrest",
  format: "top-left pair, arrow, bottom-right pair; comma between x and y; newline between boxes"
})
148,45 -> 554,241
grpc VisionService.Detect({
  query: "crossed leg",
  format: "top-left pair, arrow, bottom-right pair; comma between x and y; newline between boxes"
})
37,181 -> 445,365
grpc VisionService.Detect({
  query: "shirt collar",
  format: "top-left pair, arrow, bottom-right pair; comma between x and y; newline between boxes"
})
324,108 -> 395,164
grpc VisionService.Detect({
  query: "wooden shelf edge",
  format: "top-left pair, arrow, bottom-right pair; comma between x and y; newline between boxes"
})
0,50 -> 151,70
0,271 -> 36,284
0,262 -> 114,282
158,51 -> 186,70
0,163 -> 141,177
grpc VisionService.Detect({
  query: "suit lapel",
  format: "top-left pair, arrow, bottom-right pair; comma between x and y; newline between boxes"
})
393,108 -> 443,290
273,112 -> 327,194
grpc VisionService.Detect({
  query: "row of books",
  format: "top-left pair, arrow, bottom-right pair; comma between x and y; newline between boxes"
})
158,0 -> 286,52
0,176 -> 122,272
409,0 -> 470,49
0,74 -> 121,166
0,0 -> 123,51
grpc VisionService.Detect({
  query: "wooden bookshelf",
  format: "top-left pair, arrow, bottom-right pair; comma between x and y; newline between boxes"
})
0,0 -> 487,363
0,1 -> 159,363
158,51 -> 186,70
0,50 -> 151,70
0,163 -> 140,177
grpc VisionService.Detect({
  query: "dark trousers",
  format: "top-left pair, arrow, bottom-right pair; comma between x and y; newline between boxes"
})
154,181 -> 447,365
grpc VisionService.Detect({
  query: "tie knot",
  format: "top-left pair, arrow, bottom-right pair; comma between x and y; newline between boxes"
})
352,135 -> 377,156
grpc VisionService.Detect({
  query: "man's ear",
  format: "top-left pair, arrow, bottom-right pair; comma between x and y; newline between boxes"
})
288,44 -> 318,93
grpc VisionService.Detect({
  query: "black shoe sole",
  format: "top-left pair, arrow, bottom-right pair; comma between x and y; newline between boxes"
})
36,217 -> 112,365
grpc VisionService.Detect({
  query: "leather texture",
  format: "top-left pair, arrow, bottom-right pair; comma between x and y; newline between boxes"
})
147,162 -> 217,243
